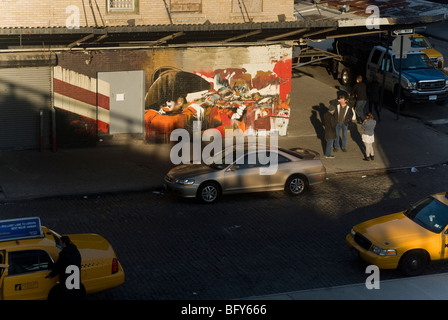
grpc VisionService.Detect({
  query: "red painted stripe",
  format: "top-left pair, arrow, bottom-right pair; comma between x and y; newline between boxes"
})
53,78 -> 110,110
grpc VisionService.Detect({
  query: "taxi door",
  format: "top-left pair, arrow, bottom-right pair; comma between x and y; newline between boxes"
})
442,227 -> 448,260
2,250 -> 58,300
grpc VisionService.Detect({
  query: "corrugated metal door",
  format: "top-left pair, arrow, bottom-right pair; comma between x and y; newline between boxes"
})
0,67 -> 51,150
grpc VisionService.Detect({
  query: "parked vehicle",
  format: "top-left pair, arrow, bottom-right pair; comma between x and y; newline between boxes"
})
346,192 -> 448,276
164,144 -> 326,203
366,45 -> 448,107
410,33 -> 444,70
0,217 -> 125,300
329,34 -> 448,107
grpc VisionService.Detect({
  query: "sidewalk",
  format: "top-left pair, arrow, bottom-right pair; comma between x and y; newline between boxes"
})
243,272 -> 448,300
1,74 -> 448,201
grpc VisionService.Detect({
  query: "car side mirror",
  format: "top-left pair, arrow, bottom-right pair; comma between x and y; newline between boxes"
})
0,264 -> 9,269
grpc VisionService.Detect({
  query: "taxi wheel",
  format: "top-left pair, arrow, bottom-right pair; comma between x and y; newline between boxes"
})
197,181 -> 221,204
285,174 -> 308,196
398,250 -> 429,277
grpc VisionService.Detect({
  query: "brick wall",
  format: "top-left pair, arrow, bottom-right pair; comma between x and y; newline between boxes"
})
0,0 -> 293,28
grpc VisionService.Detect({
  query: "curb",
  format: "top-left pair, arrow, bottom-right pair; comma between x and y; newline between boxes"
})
332,161 -> 448,177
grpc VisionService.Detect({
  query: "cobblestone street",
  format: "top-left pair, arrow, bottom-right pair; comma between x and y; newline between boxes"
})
2,164 -> 447,300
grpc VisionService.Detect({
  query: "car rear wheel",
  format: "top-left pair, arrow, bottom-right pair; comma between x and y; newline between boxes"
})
285,174 -> 308,196
197,182 -> 221,204
398,250 -> 429,276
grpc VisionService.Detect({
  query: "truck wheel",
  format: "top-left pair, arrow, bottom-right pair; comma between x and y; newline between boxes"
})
398,250 -> 428,276
394,86 -> 409,110
341,68 -> 351,86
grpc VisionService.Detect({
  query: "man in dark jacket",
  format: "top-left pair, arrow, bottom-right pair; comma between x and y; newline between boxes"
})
334,94 -> 354,152
323,105 -> 337,158
352,75 -> 368,123
46,235 -> 82,299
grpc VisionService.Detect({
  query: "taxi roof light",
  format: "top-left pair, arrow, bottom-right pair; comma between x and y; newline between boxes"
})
0,217 -> 43,243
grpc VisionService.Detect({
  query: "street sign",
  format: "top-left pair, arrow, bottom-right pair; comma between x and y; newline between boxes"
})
392,28 -> 414,36
392,35 -> 411,56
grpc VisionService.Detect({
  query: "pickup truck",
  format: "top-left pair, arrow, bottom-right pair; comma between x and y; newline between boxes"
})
365,45 -> 448,107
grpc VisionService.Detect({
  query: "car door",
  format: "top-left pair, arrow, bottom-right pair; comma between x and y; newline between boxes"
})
366,48 -> 383,83
221,151 -> 270,193
2,250 -> 57,300
266,152 -> 293,189
380,54 -> 397,93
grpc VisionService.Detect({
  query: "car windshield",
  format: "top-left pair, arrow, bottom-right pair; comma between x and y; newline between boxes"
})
410,36 -> 431,49
393,53 -> 433,70
404,196 -> 448,233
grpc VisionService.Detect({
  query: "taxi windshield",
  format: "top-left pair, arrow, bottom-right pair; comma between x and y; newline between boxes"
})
410,36 -> 431,49
405,196 -> 448,233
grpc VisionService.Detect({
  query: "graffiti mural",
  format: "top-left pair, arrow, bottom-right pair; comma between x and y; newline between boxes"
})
54,44 -> 292,146
144,46 -> 292,142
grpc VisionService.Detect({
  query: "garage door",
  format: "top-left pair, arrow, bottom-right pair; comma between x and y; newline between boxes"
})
0,67 -> 51,150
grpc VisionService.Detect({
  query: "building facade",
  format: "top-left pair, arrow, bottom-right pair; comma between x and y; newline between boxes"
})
0,0 -> 294,27
0,0 -> 294,150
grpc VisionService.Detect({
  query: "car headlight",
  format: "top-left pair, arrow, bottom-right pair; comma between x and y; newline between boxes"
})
175,178 -> 195,185
371,245 -> 397,256
350,228 -> 356,237
407,82 -> 417,90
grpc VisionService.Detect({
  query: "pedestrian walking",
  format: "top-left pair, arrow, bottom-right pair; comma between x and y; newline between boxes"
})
352,75 -> 368,123
334,94 -> 354,152
361,112 -> 376,161
323,105 -> 337,158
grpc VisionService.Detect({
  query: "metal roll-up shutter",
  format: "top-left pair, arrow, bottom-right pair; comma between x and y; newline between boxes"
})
0,67 -> 51,150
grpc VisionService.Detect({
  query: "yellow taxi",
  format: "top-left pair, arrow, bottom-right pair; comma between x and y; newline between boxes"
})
0,217 -> 125,299
346,192 -> 448,276
410,34 -> 444,70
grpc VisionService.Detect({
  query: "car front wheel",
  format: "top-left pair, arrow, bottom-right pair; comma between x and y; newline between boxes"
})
197,182 -> 221,204
398,250 -> 428,276
285,175 -> 308,196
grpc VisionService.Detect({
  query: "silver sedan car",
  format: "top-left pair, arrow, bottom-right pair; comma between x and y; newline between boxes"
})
164,145 -> 326,203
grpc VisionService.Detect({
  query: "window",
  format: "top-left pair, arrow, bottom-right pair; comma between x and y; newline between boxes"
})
232,0 -> 263,13
170,0 -> 202,13
107,0 -> 137,12
370,49 -> 382,65
8,250 -> 54,275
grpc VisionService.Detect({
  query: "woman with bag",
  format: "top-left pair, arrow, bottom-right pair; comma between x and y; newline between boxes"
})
361,112 -> 376,161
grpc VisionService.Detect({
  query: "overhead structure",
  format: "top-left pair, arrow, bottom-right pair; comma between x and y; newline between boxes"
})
0,0 -> 446,52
